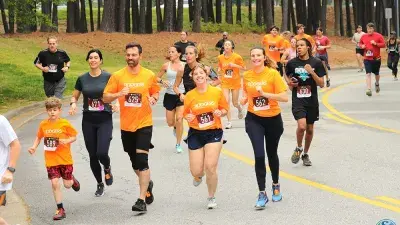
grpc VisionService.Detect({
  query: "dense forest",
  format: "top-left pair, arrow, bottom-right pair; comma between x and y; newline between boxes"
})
0,0 -> 398,36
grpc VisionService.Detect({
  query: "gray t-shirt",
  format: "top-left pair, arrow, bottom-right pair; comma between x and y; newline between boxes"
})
353,32 -> 365,48
74,71 -> 112,113
0,115 -> 17,191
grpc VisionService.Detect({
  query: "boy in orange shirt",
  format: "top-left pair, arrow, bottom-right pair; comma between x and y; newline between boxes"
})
28,97 -> 80,221
262,25 -> 285,76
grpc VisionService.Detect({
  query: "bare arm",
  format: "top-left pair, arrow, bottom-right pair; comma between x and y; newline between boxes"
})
260,91 -> 289,102
103,92 -> 123,104
173,69 -> 184,95
8,139 -> 21,168
28,137 -> 42,154
280,49 -> 290,64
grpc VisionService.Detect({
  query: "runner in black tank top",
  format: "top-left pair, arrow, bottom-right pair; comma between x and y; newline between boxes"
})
387,31 -> 400,80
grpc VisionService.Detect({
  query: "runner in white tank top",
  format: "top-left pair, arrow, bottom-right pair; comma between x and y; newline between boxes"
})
281,37 -> 297,84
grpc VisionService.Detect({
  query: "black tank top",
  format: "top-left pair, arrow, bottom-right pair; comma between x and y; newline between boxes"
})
388,39 -> 399,54
183,64 -> 195,93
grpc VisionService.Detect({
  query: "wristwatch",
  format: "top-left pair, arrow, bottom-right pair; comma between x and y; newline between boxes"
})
7,167 -> 15,173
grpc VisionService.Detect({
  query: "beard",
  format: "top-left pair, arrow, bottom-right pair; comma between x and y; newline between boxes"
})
127,60 -> 139,67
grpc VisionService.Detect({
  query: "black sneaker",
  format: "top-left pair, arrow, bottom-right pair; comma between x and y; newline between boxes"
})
95,183 -> 105,197
326,79 -> 331,87
145,180 -> 154,205
104,167 -> 113,186
375,83 -> 380,93
291,147 -> 303,164
301,154 -> 312,166
132,198 -> 147,212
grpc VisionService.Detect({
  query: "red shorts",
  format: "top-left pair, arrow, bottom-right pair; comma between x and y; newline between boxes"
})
46,165 -> 73,180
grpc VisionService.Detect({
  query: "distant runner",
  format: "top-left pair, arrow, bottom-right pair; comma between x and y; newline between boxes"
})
352,25 -> 365,72
386,31 -> 399,81
174,31 -> 196,62
314,27 -> 332,87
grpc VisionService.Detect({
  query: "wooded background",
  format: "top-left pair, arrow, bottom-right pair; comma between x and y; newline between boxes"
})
0,0 -> 398,36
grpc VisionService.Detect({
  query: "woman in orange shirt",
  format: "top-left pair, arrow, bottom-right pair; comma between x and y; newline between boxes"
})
217,40 -> 245,129
183,64 -> 229,209
241,47 -> 288,209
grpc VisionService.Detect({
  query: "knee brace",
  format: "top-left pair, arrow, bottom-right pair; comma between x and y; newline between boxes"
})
134,153 -> 149,171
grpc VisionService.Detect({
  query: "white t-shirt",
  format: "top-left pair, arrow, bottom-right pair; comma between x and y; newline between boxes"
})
0,115 -> 17,191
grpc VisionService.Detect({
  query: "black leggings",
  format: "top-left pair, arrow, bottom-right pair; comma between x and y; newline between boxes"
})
82,113 -> 113,183
245,112 -> 283,191
387,53 -> 399,77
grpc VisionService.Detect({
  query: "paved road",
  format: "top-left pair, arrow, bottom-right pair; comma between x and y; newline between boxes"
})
13,68 -> 400,225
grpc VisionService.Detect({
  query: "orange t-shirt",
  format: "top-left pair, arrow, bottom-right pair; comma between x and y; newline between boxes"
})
104,66 -> 161,132
218,52 -> 245,90
262,34 -> 284,63
37,118 -> 77,167
243,67 -> 287,117
183,85 -> 229,130
294,33 -> 316,47
282,39 -> 291,50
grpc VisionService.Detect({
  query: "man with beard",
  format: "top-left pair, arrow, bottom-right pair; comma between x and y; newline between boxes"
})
215,32 -> 235,55
103,42 -> 161,213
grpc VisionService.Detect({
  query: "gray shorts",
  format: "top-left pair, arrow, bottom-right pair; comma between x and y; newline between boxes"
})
44,77 -> 66,99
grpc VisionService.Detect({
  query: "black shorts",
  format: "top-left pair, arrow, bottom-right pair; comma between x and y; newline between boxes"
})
292,106 -> 319,124
121,126 -> 153,152
187,128 -> 223,150
163,93 -> 183,111
364,59 -> 381,75
356,48 -> 364,55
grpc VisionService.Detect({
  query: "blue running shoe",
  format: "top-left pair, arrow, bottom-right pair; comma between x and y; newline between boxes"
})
272,184 -> 282,202
255,192 -> 268,209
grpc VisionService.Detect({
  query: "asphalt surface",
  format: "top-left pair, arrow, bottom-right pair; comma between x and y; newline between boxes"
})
13,68 -> 400,225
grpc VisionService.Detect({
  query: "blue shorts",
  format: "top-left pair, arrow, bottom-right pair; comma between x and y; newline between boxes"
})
364,59 -> 381,75
186,128 -> 223,150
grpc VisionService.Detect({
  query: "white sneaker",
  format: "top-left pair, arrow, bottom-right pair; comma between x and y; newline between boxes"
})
225,122 -> 232,129
176,144 -> 183,153
238,107 -> 244,119
207,197 -> 217,209
193,176 -> 203,187
394,77 -> 398,81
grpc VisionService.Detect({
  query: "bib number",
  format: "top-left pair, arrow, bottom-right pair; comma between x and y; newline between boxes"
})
366,50 -> 373,57
390,47 -> 396,52
224,69 -> 233,78
125,93 -> 142,107
197,112 -> 215,128
297,85 -> 312,98
48,64 -> 58,73
252,96 -> 269,111
181,54 -> 187,61
44,137 -> 59,151
88,98 -> 105,111
269,45 -> 276,51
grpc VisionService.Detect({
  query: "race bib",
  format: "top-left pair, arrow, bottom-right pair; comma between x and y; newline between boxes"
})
316,41 -> 321,46
366,50 -> 373,57
125,93 -> 142,107
224,69 -> 233,78
196,112 -> 215,128
297,85 -> 312,98
181,54 -> 186,61
44,137 -> 59,151
252,96 -> 269,111
88,98 -> 104,111
48,64 -> 58,73
389,47 -> 396,52
269,45 -> 276,51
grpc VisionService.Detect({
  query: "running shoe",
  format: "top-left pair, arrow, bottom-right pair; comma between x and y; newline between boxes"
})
104,167 -> 113,186
291,147 -> 303,164
176,144 -> 183,153
207,197 -> 217,209
95,183 -> 105,197
193,176 -> 203,187
326,78 -> 331,88
301,154 -> 312,166
375,83 -> 380,93
255,192 -> 269,209
145,180 -> 154,205
271,184 -> 282,202
225,122 -> 232,129
72,176 -> 80,192
53,208 -> 66,220
173,127 -> 176,137
238,107 -> 244,119
366,89 -> 372,97
132,198 -> 147,212
395,77 -> 399,81
358,68 -> 364,72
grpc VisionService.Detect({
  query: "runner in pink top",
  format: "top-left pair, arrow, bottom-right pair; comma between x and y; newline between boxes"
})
281,37 -> 297,84
314,27 -> 331,87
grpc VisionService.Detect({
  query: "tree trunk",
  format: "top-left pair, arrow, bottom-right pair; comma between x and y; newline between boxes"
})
289,0 -> 296,32
97,0 -> 101,29
176,0 -> 184,31
139,0 -> 146,33
163,0 -> 174,31
88,0 -> 95,31
16,0 -> 36,33
80,0 -> 88,33
67,1 -> 75,33
101,0 -> 117,32
216,0 -> 221,23
207,0 -> 214,22
31,0 -> 37,32
40,0 -> 51,32
281,0 -> 288,31
270,0 -> 274,24
132,0 -> 139,33
188,0 -> 194,22
320,0 -> 327,33
51,3 -> 58,32
193,0 -> 201,32
248,0 -> 252,22
125,0 -> 131,33
264,0 -> 273,30
156,0 -> 163,31
334,0 -> 340,35
0,0 -> 9,33
295,0 -> 307,25
146,0 -> 152,33
8,0 -> 16,33
339,0 -> 344,36
118,0 -> 126,32
173,0 -> 177,26
202,0 -> 208,22
73,1 -> 80,32
226,0 -> 233,24
256,0 -> 261,25
345,0 -> 352,36
236,0 -> 241,24
351,0 -> 357,29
